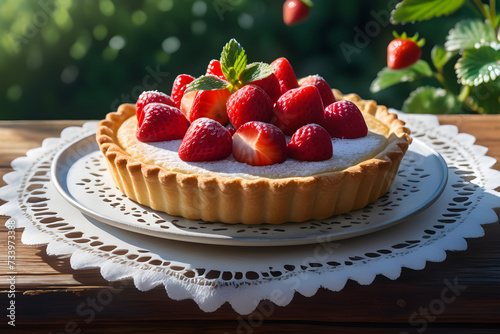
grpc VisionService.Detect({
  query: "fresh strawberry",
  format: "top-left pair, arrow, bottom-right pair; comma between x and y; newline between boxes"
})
270,57 -> 299,94
287,124 -> 332,161
206,59 -> 226,80
299,75 -> 336,107
232,121 -> 287,166
387,32 -> 424,70
171,74 -> 195,109
180,89 -> 231,125
283,0 -> 312,26
136,91 -> 176,126
178,118 -> 232,162
227,85 -> 273,129
272,85 -> 324,135
135,103 -> 190,142
323,100 -> 368,139
250,72 -> 282,104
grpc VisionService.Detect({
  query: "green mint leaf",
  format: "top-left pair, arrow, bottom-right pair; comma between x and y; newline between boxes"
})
184,75 -> 230,94
455,44 -> 500,86
431,45 -> 457,70
220,39 -> 247,85
370,60 -> 433,93
445,19 -> 497,52
240,62 -> 275,85
391,0 -> 466,24
402,86 -> 464,114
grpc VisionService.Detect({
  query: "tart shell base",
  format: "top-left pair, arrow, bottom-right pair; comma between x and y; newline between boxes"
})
96,90 -> 411,224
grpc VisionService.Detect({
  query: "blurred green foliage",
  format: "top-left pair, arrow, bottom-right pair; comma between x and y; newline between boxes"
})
0,0 -> 481,119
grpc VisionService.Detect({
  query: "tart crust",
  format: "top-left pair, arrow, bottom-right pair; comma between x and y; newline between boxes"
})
96,90 -> 411,224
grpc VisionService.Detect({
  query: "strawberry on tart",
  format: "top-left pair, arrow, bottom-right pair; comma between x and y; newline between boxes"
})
97,39 -> 411,225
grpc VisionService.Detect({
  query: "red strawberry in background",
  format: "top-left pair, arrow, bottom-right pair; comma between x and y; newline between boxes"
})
323,100 -> 368,139
272,85 -> 324,135
387,32 -> 425,70
178,118 -> 232,162
299,75 -> 336,107
171,74 -> 195,109
180,89 -> 231,125
136,91 -> 176,126
227,85 -> 273,129
250,72 -> 282,104
283,0 -> 313,26
271,57 -> 299,94
136,103 -> 190,142
206,59 -> 226,80
287,124 -> 332,161
232,121 -> 287,166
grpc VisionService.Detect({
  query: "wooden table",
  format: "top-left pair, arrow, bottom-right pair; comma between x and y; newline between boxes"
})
1,115 -> 499,333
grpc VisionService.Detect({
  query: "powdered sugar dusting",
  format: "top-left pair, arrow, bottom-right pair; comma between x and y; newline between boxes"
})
118,117 -> 387,180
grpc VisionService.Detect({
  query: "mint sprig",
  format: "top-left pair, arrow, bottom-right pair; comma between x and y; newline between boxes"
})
185,39 -> 274,94
220,39 -> 247,83
184,75 -> 229,94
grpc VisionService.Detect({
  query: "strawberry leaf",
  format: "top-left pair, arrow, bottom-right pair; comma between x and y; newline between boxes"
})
370,60 -> 433,93
220,39 -> 247,85
445,19 -> 497,52
299,0 -> 313,7
391,0 -> 466,24
468,79 -> 500,114
455,44 -> 500,86
240,62 -> 275,85
402,86 -> 464,114
431,45 -> 457,70
184,75 -> 230,94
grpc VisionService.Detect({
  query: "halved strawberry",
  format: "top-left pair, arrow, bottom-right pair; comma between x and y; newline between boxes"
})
135,103 -> 190,142
178,118 -> 232,162
136,91 -> 176,126
171,74 -> 195,109
206,59 -> 226,80
270,57 -> 299,94
180,89 -> 231,125
250,72 -> 282,104
298,75 -> 336,107
232,121 -> 287,166
272,85 -> 324,135
323,100 -> 368,139
227,85 -> 273,129
180,91 -> 197,119
287,124 -> 332,161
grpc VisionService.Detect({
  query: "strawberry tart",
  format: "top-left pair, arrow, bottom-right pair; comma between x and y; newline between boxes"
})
97,39 -> 411,224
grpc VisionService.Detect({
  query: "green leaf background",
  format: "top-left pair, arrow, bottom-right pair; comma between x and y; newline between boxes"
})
455,45 -> 500,86
370,60 -> 433,93
445,19 -> 497,51
431,45 -> 457,69
402,86 -> 464,113
391,0 -> 466,24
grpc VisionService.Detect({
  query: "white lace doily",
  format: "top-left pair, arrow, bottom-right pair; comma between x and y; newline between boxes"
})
1,113 -> 499,314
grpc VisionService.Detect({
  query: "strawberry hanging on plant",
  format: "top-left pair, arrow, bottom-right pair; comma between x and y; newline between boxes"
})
387,32 -> 425,70
283,0 -> 313,26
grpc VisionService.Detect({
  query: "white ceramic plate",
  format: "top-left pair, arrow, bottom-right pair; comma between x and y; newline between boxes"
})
51,135 -> 447,246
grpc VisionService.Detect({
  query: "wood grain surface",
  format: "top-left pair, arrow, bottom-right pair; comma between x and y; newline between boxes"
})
1,116 -> 499,333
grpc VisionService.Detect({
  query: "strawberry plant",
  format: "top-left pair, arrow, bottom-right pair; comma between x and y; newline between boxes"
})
370,0 -> 500,114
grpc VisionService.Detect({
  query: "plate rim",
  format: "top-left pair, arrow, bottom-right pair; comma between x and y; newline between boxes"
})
51,134 -> 448,247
